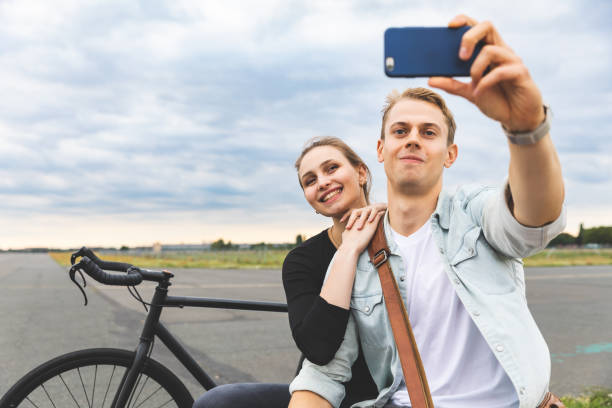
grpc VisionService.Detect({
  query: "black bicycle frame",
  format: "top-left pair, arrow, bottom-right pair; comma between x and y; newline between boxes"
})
112,278 -> 288,408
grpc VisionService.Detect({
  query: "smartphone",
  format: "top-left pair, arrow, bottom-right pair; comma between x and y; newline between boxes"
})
384,26 -> 483,77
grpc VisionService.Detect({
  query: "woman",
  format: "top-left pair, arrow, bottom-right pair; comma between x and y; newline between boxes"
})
193,137 -> 383,408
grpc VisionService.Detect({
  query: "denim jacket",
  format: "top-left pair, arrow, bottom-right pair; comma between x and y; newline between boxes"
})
290,184 -> 566,408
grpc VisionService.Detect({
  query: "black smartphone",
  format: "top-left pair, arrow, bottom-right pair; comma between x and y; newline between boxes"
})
384,26 -> 483,77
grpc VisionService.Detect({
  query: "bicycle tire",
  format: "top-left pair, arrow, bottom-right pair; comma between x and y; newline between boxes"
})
0,348 -> 194,408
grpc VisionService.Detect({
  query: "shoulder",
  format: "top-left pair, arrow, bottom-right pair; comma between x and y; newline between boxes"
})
287,229 -> 331,258
282,229 -> 333,272
440,183 -> 499,226
450,183 -> 497,205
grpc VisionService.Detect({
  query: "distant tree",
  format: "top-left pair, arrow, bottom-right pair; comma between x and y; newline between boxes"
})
576,223 -> 585,246
584,226 -> 612,245
548,233 -> 576,247
120,245 -> 129,251
211,239 -> 226,250
296,234 -> 304,245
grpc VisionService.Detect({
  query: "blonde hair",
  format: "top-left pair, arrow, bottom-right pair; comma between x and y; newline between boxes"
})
295,136 -> 372,204
380,87 -> 456,144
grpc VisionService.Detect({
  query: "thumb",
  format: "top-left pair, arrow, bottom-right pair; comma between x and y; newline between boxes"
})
428,77 -> 473,100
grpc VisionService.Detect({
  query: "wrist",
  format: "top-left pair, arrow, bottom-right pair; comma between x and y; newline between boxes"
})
502,105 -> 551,145
336,243 -> 363,259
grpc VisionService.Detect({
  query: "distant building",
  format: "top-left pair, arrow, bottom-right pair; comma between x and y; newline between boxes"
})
152,242 -> 162,254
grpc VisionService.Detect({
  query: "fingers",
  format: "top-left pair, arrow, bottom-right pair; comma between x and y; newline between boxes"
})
355,209 -> 370,230
340,209 -> 350,224
428,77 -> 474,101
470,45 -> 520,86
344,204 -> 386,230
448,14 -> 478,28
459,20 -> 507,60
345,210 -> 360,230
474,64 -> 525,96
367,208 -> 377,222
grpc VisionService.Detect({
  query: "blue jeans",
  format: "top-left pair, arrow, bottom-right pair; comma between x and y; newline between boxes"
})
192,383 -> 290,408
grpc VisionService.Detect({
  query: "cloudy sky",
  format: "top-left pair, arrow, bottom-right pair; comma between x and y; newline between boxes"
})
0,0 -> 610,249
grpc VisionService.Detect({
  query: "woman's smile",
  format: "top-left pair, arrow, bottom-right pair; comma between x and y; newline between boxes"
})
320,187 -> 343,203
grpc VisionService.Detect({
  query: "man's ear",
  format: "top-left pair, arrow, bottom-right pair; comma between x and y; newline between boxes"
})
377,139 -> 384,163
444,143 -> 458,168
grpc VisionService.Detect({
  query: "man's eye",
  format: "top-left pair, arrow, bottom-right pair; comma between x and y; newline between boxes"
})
424,129 -> 436,136
394,128 -> 406,135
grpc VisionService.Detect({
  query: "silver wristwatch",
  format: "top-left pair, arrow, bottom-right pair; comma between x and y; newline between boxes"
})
502,105 -> 551,145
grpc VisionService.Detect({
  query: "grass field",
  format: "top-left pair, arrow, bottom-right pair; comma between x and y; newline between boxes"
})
561,388 -> 612,408
524,248 -> 612,267
49,249 -> 290,269
49,247 -> 612,270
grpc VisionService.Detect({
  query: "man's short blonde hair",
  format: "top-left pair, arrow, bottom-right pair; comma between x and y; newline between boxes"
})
380,87 -> 456,145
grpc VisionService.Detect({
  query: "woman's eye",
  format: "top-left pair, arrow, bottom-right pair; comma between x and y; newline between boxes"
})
305,178 -> 315,186
328,164 -> 338,172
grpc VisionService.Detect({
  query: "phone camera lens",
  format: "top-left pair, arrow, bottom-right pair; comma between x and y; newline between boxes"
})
385,57 -> 395,72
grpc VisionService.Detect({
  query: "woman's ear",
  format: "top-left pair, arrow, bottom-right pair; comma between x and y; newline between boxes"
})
358,164 -> 368,186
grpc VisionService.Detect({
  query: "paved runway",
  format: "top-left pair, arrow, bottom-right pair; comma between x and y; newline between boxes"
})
0,253 -> 610,401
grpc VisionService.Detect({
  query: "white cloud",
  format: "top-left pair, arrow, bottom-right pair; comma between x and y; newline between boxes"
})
0,0 -> 610,248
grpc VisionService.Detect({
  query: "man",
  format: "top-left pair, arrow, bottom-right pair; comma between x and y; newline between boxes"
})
288,14 -> 565,408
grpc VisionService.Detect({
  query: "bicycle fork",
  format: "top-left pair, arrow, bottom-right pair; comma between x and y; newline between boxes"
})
111,281 -> 170,408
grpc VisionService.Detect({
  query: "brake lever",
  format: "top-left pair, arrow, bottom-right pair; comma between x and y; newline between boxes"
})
71,246 -> 92,266
69,263 -> 89,306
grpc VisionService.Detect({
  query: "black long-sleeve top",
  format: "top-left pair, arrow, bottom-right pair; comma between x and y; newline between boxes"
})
282,229 -> 378,407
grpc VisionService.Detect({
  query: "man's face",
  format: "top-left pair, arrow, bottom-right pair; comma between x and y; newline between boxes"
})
377,98 -> 457,194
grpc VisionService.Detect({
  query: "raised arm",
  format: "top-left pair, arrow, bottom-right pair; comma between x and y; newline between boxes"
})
429,15 -> 564,227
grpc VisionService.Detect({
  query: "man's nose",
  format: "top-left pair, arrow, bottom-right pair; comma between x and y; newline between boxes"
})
404,128 -> 421,147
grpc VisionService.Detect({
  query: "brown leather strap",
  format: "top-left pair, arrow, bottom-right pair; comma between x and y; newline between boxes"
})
537,392 -> 566,408
367,218 -> 434,408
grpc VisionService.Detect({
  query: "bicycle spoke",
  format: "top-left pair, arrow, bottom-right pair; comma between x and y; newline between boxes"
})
91,365 -> 97,408
129,373 -> 150,408
132,385 -> 163,408
59,373 -> 83,408
152,398 -> 174,408
126,371 -> 144,408
25,396 -> 41,408
6,349 -> 186,408
41,383 -> 58,408
77,367 -> 92,408
101,365 -> 117,408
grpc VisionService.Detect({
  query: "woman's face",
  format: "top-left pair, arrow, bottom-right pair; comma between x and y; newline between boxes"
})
298,145 -> 367,218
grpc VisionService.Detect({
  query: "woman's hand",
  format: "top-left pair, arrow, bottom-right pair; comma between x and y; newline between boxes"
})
341,202 -> 387,230
338,210 -> 384,256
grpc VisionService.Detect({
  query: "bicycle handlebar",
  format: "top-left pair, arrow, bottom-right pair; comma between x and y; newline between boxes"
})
71,247 -> 133,272
74,256 -> 144,286
68,247 -> 174,305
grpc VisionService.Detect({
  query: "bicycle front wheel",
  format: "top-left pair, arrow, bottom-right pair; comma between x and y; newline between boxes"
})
0,348 -> 194,408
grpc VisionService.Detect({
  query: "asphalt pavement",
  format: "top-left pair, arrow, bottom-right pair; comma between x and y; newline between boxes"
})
0,253 -> 610,401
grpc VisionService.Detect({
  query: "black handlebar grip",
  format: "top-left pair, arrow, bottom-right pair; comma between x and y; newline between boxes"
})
71,247 -> 133,272
78,256 -> 143,286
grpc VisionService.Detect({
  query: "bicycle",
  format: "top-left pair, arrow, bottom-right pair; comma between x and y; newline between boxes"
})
0,247 -> 288,408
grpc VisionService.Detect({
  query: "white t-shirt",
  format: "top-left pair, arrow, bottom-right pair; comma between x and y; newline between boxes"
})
385,220 -> 519,408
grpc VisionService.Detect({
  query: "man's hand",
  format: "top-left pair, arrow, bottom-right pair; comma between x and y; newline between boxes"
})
428,14 -> 545,132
